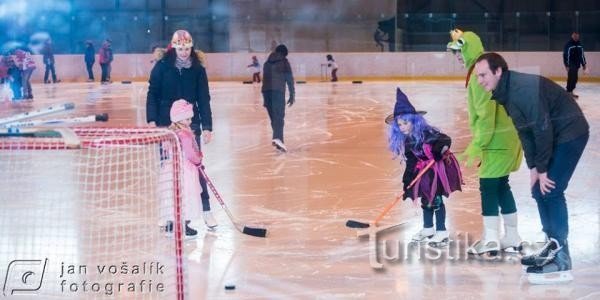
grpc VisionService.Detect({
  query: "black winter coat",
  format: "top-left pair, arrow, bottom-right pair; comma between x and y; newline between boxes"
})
563,39 -> 586,69
146,59 -> 212,131
492,70 -> 589,173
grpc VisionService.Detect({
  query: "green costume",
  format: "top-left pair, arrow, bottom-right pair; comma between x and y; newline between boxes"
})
447,31 -> 522,178
447,30 -> 524,254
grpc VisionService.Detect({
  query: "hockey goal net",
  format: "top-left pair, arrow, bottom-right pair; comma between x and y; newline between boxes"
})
0,127 -> 186,299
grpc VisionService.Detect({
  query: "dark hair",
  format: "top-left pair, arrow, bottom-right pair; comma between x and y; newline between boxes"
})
476,52 -> 508,74
164,47 -> 202,67
275,44 -> 288,57
326,54 -> 333,60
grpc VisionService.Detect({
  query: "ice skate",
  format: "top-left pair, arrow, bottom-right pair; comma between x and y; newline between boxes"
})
427,230 -> 450,248
526,241 -> 573,284
500,213 -> 523,253
203,211 -> 218,230
185,220 -> 198,239
468,216 -> 500,256
411,227 -> 434,243
163,221 -> 174,237
272,139 -> 287,152
521,238 -> 561,267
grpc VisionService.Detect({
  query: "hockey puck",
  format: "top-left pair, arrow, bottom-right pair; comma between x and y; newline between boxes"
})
242,81 -> 253,84
224,285 -> 236,290
296,80 -> 306,84
121,80 -> 132,84
352,80 -> 363,84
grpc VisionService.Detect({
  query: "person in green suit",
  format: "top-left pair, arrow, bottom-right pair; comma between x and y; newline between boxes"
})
447,29 -> 523,255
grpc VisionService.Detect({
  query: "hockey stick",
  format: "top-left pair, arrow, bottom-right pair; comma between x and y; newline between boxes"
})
346,159 -> 436,228
2,113 -> 108,128
198,167 -> 267,238
0,102 -> 75,125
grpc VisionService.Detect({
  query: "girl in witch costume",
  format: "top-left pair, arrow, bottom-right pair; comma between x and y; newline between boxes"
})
386,88 -> 463,247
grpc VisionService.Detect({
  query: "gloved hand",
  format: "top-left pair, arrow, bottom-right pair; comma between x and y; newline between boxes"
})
287,95 -> 295,107
433,145 -> 449,161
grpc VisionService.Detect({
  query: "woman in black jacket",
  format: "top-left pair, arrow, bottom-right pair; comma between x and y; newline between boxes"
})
146,29 -> 217,232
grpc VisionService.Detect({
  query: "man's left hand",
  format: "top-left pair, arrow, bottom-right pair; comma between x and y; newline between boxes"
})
202,130 -> 213,144
538,172 -> 556,195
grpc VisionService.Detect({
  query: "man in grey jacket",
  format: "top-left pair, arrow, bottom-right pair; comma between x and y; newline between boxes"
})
474,52 -> 589,284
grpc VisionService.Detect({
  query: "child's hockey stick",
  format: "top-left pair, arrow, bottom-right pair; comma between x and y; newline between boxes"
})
198,167 -> 267,238
346,159 -> 436,228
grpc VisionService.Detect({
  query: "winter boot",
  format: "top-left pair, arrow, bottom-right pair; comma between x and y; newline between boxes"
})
526,240 -> 573,284
203,211 -> 218,229
427,230 -> 450,248
500,213 -> 523,252
468,216 -> 500,256
411,227 -> 435,243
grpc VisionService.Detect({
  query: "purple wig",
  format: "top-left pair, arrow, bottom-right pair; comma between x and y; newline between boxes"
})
387,113 -> 436,160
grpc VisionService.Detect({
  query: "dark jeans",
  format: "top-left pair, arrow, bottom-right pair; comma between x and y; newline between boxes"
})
194,135 -> 211,211
479,176 -> 517,216
44,63 -> 57,83
262,90 -> 286,142
331,68 -> 338,82
100,63 -> 110,82
253,72 -> 261,83
531,133 -> 588,244
86,61 -> 94,80
423,196 -> 446,231
566,67 -> 579,92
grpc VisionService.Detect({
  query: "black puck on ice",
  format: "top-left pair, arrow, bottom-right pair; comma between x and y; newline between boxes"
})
242,81 -> 253,84
224,284 -> 236,290
352,80 -> 363,84
121,80 -> 132,84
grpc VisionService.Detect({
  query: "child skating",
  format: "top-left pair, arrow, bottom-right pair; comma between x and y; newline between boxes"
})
167,99 -> 212,238
386,88 -> 463,247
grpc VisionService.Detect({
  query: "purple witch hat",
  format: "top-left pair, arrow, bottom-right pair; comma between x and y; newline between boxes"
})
384,87 -> 427,124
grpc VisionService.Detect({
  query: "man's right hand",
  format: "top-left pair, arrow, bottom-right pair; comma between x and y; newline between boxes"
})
287,95 -> 295,107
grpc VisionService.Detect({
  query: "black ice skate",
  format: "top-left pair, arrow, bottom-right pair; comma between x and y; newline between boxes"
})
521,238 -> 561,267
526,241 -> 573,284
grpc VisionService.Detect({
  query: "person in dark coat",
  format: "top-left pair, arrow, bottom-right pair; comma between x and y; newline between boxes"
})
84,40 -> 95,82
563,32 -> 587,98
98,39 -> 113,84
474,52 -> 589,284
42,40 -> 59,83
261,44 -> 295,152
146,29 -> 217,229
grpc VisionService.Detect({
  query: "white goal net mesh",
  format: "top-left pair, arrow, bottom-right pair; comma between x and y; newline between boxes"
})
0,127 -> 187,299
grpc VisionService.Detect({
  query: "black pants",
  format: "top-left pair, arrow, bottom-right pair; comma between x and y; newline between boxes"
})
331,68 -> 338,82
194,135 -> 211,211
86,61 -> 94,80
44,63 -> 57,83
253,72 -> 261,83
566,67 -> 579,92
479,176 -> 517,216
100,63 -> 110,82
262,90 -> 286,142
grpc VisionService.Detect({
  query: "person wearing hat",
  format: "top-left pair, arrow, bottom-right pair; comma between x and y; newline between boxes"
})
261,44 -> 295,152
165,99 -> 205,238
326,54 -> 338,82
447,29 -> 523,255
386,88 -> 463,247
146,29 -> 217,229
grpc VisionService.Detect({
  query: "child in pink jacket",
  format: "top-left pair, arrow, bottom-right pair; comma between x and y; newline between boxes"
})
168,99 -> 205,238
